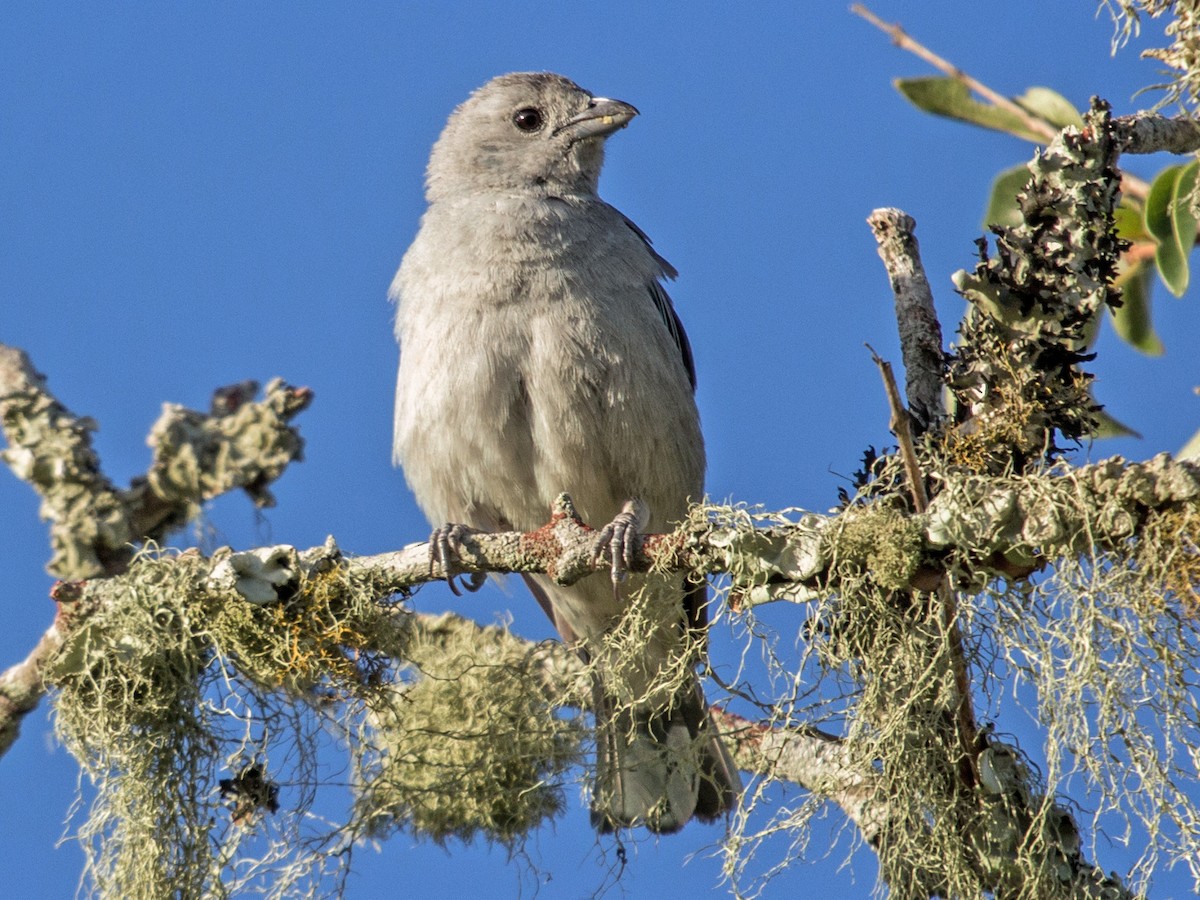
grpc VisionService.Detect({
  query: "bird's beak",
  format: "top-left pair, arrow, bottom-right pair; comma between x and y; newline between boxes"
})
554,97 -> 639,141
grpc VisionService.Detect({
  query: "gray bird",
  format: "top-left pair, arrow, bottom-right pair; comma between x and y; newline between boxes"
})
391,72 -> 739,833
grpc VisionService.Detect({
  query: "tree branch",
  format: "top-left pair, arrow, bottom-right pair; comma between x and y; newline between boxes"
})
1113,111 -> 1200,155
709,707 -> 890,842
90,451 -> 1200,614
0,614 -> 68,756
20,447 -> 1185,896
10,446 -> 1199,766
851,0 -> 1200,218
869,344 -> 979,812
867,208 -> 945,431
0,343 -> 311,579
0,344 -> 312,755
851,4 -> 1059,145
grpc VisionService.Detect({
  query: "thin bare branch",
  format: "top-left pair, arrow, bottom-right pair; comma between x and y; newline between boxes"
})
851,4 -> 1058,143
869,346 -> 978,794
869,349 -> 929,513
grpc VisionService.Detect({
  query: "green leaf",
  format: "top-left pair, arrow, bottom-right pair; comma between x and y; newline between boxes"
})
1144,165 -> 1179,245
983,164 -> 1031,229
1145,161 -> 1200,297
894,77 -> 1048,142
1109,261 -> 1165,355
1090,408 -> 1142,440
1013,87 -> 1084,129
1112,197 -> 1149,243
1171,160 -> 1199,289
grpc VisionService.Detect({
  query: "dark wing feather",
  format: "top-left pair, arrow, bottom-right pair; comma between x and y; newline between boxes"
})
621,216 -> 696,391
649,281 -> 696,390
621,215 -> 678,279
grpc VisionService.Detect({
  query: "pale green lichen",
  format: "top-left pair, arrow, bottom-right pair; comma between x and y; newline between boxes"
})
832,504 -> 926,592
1104,0 -> 1200,110
948,100 -> 1123,471
355,615 -> 581,844
47,545 -> 416,898
145,378 -> 307,515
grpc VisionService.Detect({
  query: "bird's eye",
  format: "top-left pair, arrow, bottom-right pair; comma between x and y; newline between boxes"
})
513,107 -> 544,133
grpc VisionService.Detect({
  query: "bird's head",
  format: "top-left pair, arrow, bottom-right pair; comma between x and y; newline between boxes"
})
425,72 -> 638,201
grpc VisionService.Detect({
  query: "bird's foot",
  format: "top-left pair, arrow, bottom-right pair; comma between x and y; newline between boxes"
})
430,523 -> 486,596
591,499 -> 650,584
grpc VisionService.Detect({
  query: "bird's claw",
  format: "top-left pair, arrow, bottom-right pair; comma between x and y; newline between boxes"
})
591,499 -> 650,584
430,523 -> 486,596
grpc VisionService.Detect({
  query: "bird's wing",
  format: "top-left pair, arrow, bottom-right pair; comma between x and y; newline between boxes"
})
648,280 -> 696,391
620,216 -> 696,391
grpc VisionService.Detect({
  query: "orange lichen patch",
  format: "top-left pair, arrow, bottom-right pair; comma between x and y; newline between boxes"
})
200,563 -> 408,697
519,516 -> 577,582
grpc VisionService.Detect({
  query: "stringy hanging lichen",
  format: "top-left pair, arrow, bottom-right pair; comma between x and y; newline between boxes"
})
354,614 -> 582,845
47,547 -> 422,898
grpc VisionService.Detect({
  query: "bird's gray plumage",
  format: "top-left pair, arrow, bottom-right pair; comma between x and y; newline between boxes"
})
391,72 -> 738,832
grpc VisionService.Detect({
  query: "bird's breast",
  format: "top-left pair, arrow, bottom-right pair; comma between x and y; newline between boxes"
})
392,197 -> 703,534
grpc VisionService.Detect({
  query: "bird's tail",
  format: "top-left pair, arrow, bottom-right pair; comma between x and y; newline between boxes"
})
590,675 -> 739,834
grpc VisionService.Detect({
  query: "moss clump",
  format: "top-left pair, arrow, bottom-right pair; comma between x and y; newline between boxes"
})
834,503 -> 926,591
202,560 -> 411,696
357,615 -> 581,844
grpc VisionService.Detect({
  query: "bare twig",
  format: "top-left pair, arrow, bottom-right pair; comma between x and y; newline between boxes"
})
851,4 -> 1058,143
869,348 -> 978,791
869,349 -> 929,513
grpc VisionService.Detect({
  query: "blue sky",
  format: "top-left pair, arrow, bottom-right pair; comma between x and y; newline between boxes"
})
2,3 -> 1196,898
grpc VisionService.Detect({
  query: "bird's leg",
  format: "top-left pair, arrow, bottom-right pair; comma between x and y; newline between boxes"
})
430,523 -> 486,596
591,498 -> 650,584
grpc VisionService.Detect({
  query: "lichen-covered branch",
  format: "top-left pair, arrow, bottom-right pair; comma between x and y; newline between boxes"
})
0,582 -> 100,757
0,345 -> 311,763
28,449 -> 1200,752
709,707 -> 886,839
38,478 -> 1171,897
0,614 -> 69,756
36,452 -> 1183,624
130,378 -> 311,547
0,343 -> 311,580
0,344 -> 129,578
1114,111 -> 1200,155
868,208 -> 945,431
948,99 -> 1124,472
